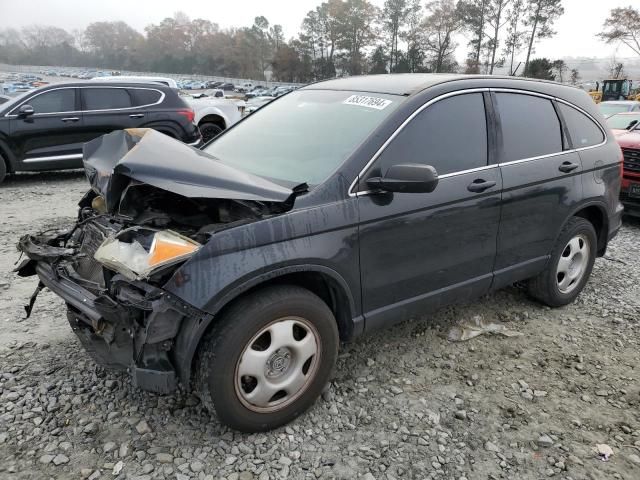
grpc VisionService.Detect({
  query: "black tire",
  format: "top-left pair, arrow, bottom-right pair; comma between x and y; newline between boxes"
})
528,216 -> 597,307
0,154 -> 6,185
195,285 -> 339,432
199,123 -> 223,143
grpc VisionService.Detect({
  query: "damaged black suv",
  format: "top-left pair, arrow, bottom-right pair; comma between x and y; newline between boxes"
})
17,74 -> 623,432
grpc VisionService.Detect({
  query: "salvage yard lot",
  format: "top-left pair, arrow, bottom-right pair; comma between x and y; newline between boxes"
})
0,171 -> 639,480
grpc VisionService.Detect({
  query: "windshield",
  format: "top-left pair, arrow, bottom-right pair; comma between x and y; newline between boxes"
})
607,113 -> 640,130
599,103 -> 631,116
203,89 -> 401,185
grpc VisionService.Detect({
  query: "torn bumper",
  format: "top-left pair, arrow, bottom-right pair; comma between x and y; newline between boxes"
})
17,230 -> 210,394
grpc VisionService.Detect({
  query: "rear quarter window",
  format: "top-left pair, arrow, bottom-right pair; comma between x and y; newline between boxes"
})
558,103 -> 605,148
131,89 -> 162,106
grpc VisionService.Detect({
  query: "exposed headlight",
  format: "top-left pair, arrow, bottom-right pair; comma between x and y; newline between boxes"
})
94,228 -> 200,280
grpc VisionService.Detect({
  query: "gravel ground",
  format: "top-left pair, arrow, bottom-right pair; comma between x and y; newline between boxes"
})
0,171 -> 639,480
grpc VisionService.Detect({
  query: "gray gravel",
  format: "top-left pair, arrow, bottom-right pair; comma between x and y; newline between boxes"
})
1,171 -> 639,480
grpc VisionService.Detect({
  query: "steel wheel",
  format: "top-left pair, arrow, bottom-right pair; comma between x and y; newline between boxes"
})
234,316 -> 321,413
556,233 -> 590,294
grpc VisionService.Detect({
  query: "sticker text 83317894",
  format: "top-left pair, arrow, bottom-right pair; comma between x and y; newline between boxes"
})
343,95 -> 392,110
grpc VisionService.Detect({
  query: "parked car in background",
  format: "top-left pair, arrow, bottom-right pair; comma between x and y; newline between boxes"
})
234,82 -> 254,93
219,83 -> 236,91
177,91 -> 242,142
606,112 -> 640,133
599,100 -> 640,118
243,95 -> 275,116
610,117 -> 640,216
0,82 -> 201,183
17,74 -> 622,432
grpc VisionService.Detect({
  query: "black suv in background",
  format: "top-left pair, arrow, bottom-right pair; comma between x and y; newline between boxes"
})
0,82 -> 201,183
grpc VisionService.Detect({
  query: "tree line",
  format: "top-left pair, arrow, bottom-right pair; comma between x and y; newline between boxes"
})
0,1 -> 638,83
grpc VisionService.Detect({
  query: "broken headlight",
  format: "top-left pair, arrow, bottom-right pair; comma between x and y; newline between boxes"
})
93,228 -> 200,280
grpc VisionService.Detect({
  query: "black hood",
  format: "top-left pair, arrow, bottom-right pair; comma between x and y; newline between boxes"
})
82,129 -> 298,212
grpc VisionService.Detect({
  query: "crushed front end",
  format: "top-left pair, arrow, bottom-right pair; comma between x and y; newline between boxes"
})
16,129 -> 300,393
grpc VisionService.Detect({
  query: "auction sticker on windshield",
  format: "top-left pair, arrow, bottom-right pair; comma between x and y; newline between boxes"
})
343,95 -> 392,110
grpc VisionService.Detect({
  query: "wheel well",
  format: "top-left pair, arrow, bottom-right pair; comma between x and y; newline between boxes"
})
573,205 -> 607,255
199,114 -> 226,129
0,142 -> 13,173
185,270 -> 354,389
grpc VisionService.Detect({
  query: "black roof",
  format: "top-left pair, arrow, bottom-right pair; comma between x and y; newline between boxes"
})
303,73 -> 563,96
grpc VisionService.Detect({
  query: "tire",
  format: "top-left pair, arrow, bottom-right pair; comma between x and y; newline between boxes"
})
0,157 -> 6,185
528,216 -> 597,307
199,123 -> 223,143
195,285 -> 339,432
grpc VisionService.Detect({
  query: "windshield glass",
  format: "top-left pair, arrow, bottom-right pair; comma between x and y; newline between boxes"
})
599,103 -> 631,116
607,113 -> 640,130
203,89 -> 401,185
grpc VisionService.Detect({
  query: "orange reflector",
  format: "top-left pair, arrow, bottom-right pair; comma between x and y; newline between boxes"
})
148,233 -> 199,267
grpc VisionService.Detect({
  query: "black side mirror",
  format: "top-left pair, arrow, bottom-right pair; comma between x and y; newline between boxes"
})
366,163 -> 439,194
17,104 -> 35,118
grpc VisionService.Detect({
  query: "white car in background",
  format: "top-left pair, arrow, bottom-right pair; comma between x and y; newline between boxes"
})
90,76 -> 242,142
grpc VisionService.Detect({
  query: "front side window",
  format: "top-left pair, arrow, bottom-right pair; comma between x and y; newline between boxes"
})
204,89 -> 401,186
83,88 -> 132,111
369,93 -> 488,178
27,89 -> 75,114
559,103 -> 605,146
495,93 -> 563,162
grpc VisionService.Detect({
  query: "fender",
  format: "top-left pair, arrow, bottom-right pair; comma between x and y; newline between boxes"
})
0,137 -> 16,172
559,198 -> 610,254
171,263 -> 359,387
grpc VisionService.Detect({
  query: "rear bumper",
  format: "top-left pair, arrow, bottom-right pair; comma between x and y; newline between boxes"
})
17,231 -> 206,394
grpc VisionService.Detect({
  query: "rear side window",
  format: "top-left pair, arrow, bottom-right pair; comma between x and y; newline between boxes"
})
83,88 -> 132,111
372,93 -> 488,176
558,103 -> 604,148
27,89 -> 75,114
131,89 -> 162,106
495,93 -> 563,162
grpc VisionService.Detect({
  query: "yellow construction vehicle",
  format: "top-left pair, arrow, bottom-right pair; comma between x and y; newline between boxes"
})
589,79 -> 639,103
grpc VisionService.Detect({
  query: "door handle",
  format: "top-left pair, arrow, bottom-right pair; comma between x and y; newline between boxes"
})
129,113 -> 145,118
467,179 -> 497,193
61,117 -> 79,122
558,161 -> 579,173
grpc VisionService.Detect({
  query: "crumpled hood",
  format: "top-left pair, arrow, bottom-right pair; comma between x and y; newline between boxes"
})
82,129 -> 295,212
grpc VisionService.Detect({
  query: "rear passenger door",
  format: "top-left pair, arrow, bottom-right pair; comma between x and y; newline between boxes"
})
491,91 -> 583,289
358,92 -> 503,331
80,87 -> 145,142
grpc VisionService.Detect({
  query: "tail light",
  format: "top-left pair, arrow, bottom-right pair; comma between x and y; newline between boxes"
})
177,108 -> 195,123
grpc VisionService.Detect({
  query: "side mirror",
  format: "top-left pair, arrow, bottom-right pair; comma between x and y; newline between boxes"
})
17,104 -> 35,118
366,163 -> 439,194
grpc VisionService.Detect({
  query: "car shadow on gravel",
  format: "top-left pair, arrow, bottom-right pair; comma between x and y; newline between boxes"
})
1,170 -> 85,187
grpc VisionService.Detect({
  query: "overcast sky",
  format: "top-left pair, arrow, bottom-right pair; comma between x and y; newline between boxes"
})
1,0 -> 638,65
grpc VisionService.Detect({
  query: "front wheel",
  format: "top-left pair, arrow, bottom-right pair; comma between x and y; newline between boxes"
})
199,123 -> 223,143
195,285 -> 339,432
528,216 -> 597,307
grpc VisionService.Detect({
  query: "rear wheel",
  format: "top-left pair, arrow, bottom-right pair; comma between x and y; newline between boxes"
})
199,122 -> 223,143
195,285 -> 339,432
0,154 -> 7,185
528,217 -> 597,307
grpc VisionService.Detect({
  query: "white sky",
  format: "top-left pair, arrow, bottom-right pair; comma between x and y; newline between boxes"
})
0,0 -> 638,63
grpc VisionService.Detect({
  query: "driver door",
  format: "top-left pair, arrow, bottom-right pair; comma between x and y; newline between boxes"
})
9,87 -> 84,167
357,92 -> 502,332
